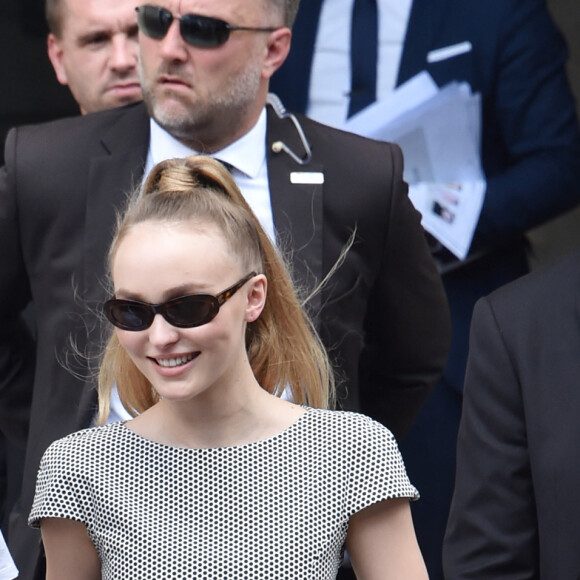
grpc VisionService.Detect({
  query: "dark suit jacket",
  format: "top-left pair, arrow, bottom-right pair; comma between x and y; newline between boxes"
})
0,101 -> 450,579
443,249 -> 580,578
271,0 -> 580,390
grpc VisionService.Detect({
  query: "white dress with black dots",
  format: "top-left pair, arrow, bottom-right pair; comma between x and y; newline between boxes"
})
29,408 -> 418,579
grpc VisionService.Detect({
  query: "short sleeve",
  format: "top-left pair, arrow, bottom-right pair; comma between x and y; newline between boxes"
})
345,414 -> 418,517
28,435 -> 92,529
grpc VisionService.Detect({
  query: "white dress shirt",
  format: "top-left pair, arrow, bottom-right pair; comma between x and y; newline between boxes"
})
307,0 -> 413,127
146,109 -> 275,240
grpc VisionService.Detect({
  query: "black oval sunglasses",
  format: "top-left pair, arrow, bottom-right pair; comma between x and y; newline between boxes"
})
103,272 -> 257,331
135,5 -> 280,48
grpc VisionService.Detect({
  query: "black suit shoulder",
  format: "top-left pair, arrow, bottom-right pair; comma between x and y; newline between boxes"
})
9,100 -> 146,136
444,251 -> 580,580
4,102 -> 149,207
482,248 -> 580,329
5,101 -> 149,164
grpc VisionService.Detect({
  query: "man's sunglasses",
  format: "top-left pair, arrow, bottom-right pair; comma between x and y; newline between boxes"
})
103,272 -> 257,331
135,5 -> 279,48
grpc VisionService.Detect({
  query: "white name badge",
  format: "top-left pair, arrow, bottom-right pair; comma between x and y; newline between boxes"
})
290,172 -> 325,185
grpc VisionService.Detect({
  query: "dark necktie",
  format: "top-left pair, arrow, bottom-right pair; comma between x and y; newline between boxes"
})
215,159 -> 234,174
348,0 -> 378,117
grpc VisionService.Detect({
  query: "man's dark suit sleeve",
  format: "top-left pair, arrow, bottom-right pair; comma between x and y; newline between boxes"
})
442,297 -> 537,578
0,129 -> 35,447
359,144 -> 451,440
475,0 -> 580,243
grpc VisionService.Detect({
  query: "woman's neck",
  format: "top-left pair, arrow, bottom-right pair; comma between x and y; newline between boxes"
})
126,382 -> 305,449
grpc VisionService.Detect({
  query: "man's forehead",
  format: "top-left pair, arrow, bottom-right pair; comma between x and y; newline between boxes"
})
62,0 -> 139,29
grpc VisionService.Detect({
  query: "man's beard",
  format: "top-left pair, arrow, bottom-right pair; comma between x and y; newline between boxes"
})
140,59 -> 263,149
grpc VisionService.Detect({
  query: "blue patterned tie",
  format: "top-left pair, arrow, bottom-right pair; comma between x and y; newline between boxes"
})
348,0 -> 378,117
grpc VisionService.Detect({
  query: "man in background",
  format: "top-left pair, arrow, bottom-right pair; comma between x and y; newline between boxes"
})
444,247 -> 580,578
270,1 -> 580,577
0,0 -> 450,577
46,0 -> 142,114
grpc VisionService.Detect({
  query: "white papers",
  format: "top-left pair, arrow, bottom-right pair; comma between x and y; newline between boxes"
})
408,180 -> 485,260
345,71 -> 440,136
342,72 -> 485,260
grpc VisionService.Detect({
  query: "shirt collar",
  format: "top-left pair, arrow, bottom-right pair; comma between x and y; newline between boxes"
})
148,109 -> 267,179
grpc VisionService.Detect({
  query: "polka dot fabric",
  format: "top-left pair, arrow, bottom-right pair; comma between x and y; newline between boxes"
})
30,408 -> 418,579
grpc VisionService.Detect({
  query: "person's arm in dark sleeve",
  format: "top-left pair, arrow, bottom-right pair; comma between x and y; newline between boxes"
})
360,143 -> 451,441
0,128 -> 35,447
443,297 -> 538,578
476,0 -> 580,245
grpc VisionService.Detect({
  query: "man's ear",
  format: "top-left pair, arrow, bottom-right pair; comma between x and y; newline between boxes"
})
245,275 -> 267,322
47,33 -> 69,86
262,27 -> 292,80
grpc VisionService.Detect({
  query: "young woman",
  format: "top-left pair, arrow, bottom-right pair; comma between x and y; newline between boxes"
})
29,156 -> 427,579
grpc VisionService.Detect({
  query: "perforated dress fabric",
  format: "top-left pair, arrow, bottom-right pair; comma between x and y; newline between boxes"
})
30,408 -> 417,579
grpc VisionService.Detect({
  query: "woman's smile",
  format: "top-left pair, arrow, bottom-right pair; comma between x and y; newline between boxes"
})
151,352 -> 199,368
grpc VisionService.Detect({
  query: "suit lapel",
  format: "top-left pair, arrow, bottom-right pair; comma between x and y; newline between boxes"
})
397,0 -> 451,85
82,104 -> 150,300
265,106 -> 324,319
